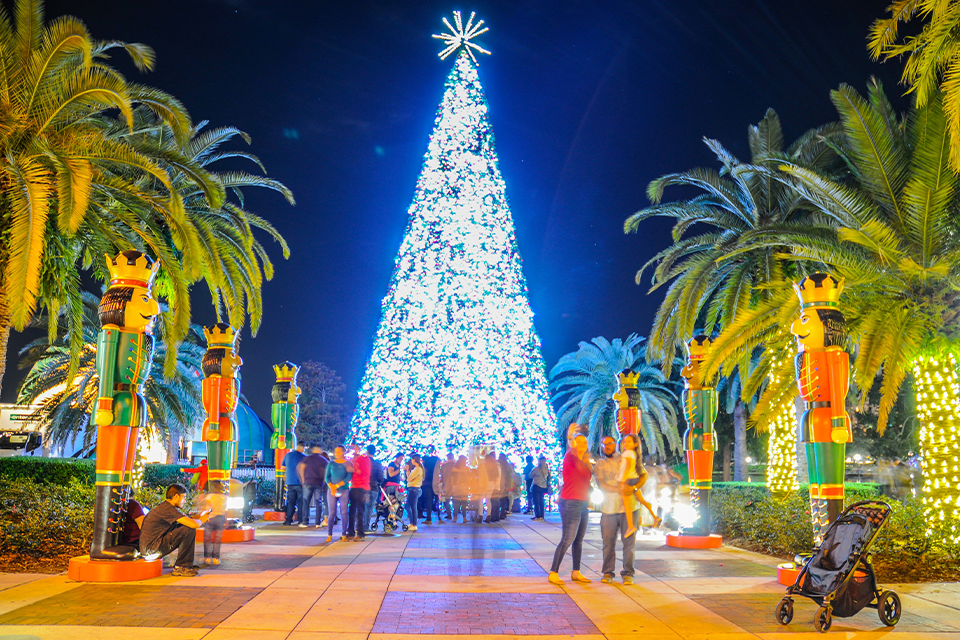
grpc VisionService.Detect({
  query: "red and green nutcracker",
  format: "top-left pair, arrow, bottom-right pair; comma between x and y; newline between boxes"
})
201,323 -> 243,495
92,251 -> 161,560
613,369 -> 641,436
270,362 -> 300,511
681,335 -> 718,536
791,273 -> 850,544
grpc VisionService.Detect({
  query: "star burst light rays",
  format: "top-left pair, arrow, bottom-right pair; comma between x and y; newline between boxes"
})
433,11 -> 491,64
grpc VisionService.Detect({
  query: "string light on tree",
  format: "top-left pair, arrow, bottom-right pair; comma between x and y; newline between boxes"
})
767,347 -> 799,498
352,14 -> 559,462
913,354 -> 960,543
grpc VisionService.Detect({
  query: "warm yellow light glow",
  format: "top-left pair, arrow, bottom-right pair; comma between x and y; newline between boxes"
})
914,353 -> 960,543
767,346 -> 799,498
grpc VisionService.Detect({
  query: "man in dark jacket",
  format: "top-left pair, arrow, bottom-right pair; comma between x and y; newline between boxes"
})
364,444 -> 385,531
298,445 -> 328,527
421,445 -> 441,523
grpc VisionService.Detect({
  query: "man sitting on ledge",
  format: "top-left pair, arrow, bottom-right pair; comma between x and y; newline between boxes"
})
140,483 -> 210,577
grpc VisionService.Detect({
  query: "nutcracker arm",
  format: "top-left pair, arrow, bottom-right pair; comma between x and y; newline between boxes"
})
94,329 -> 119,426
202,377 -> 222,436
828,350 -> 850,442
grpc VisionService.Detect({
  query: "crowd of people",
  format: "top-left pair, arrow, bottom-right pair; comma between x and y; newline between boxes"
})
278,443 -> 556,540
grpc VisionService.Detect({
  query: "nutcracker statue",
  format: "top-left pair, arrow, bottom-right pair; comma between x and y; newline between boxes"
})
270,362 -> 300,511
680,335 -> 718,537
201,323 -> 242,495
91,251 -> 160,560
791,273 -> 850,544
613,369 -> 641,435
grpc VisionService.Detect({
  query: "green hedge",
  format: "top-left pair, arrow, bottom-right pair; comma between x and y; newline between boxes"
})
0,478 -> 94,559
142,463 -> 192,489
710,483 -> 959,581
0,457 -> 95,485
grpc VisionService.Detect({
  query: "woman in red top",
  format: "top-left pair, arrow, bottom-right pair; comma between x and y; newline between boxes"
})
548,433 -> 593,584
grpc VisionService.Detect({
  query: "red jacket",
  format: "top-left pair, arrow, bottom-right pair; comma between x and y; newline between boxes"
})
559,451 -> 592,501
351,454 -> 371,490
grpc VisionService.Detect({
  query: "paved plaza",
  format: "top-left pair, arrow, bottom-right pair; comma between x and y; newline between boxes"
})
0,512 -> 958,639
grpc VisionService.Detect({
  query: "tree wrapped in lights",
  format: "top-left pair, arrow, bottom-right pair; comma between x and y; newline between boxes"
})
913,354 -> 960,541
352,14 -> 558,461
766,349 -> 799,499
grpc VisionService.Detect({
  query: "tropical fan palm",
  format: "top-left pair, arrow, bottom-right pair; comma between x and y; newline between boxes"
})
869,0 -> 960,173
712,82 -> 960,538
624,109 -> 842,371
549,334 -> 681,457
17,292 -> 205,458
0,0 -> 199,391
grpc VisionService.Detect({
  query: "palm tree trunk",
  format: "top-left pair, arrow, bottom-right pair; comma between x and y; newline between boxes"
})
734,401 -> 748,481
0,286 -> 11,398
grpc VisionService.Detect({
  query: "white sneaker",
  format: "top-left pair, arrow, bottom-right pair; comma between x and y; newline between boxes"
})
409,525 -> 418,531
298,523 -> 308,528
321,518 -> 328,527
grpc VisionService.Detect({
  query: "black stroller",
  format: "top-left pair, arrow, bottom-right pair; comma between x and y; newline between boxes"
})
241,477 -> 260,523
369,486 -> 408,534
775,501 -> 902,633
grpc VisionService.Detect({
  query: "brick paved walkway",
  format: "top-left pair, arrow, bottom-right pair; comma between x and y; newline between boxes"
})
0,510 -> 959,639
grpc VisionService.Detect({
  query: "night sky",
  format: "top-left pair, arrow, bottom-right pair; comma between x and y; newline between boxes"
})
3,0 -> 906,421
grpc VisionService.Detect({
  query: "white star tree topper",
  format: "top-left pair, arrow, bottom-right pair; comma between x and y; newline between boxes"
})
432,11 -> 491,64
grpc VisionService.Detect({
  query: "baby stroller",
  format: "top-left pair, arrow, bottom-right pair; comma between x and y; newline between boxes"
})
775,501 -> 901,633
369,486 -> 408,534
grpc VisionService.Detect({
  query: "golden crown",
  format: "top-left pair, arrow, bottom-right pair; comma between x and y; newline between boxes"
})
105,251 -> 160,289
685,335 -> 712,361
273,362 -> 299,382
203,323 -> 238,348
617,369 -> 639,388
794,273 -> 844,309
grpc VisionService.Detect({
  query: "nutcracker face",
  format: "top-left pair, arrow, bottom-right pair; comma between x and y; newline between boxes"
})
222,349 -> 243,379
286,384 -> 301,404
125,286 -> 160,333
792,309 -> 825,352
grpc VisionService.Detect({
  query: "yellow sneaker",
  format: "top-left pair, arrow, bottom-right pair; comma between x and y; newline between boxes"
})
548,571 -> 564,585
571,571 -> 592,583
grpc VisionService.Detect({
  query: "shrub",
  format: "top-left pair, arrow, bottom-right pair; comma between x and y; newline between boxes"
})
142,463 -> 192,489
0,478 -> 94,559
0,457 -> 95,485
711,483 -> 959,581
256,479 -> 276,507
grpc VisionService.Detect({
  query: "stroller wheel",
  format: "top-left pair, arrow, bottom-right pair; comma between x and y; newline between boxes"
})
774,598 -> 793,625
878,590 -> 901,626
814,606 -> 832,633
402,524 -> 409,531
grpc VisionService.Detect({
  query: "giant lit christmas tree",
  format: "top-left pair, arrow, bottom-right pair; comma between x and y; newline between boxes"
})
352,13 -> 559,461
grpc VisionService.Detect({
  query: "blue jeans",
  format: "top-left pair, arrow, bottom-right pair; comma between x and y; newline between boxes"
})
406,487 -> 421,527
600,510 -> 638,577
327,490 -> 349,538
302,484 -> 324,525
364,489 -> 378,530
532,485 -> 546,518
347,487 -> 368,537
550,499 -> 589,572
284,484 -> 303,524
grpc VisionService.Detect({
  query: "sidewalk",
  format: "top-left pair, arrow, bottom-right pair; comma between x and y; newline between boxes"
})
0,511 -> 958,639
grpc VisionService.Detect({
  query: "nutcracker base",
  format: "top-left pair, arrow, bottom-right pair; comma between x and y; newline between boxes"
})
196,526 -> 255,543
777,562 -> 801,586
68,555 -> 162,582
665,532 -> 722,549
263,511 -> 285,521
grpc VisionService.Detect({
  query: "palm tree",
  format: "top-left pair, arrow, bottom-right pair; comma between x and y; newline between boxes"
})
625,110 -> 840,476
869,1 -> 960,173
548,334 -> 681,457
715,82 -> 960,538
0,0 -> 200,392
17,292 -> 205,461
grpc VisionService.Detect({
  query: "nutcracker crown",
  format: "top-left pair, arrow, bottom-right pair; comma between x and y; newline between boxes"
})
794,272 -> 844,309
273,362 -> 299,383
203,323 -> 238,348
617,369 -> 639,389
685,334 -> 712,361
105,251 -> 160,289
